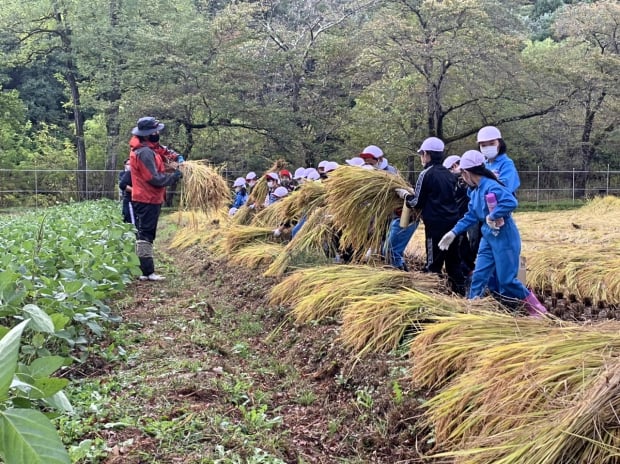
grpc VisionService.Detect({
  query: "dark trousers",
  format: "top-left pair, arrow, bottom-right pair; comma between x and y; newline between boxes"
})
424,221 -> 466,295
133,202 -> 162,275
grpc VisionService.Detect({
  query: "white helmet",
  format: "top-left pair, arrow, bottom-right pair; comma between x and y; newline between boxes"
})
477,126 -> 502,143
233,177 -> 246,188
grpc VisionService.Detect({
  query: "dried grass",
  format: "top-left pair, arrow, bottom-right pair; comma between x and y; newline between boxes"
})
228,241 -> 284,269
222,225 -> 275,254
179,161 -> 231,213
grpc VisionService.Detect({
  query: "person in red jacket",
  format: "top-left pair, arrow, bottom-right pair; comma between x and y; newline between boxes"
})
129,117 -> 183,281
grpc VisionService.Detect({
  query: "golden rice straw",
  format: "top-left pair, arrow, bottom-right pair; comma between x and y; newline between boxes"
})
222,225 -> 275,254
230,204 -> 255,225
324,166 -> 411,262
268,264 -> 438,324
288,180 -> 326,216
228,241 -> 284,269
263,207 -> 335,277
178,161 -> 231,214
410,311 -> 620,460
250,195 -> 292,228
340,291 -> 501,357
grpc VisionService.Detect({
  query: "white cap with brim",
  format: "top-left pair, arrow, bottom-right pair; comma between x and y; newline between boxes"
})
293,167 -> 306,179
378,158 -> 388,170
233,177 -> 246,187
477,126 -> 502,143
318,160 -> 329,169
273,186 -> 289,198
265,172 -> 279,182
460,150 -> 486,170
305,168 -> 320,180
442,155 -> 461,169
245,171 -> 257,180
346,157 -> 365,167
360,145 -> 383,159
417,137 -> 445,153
324,161 -> 339,173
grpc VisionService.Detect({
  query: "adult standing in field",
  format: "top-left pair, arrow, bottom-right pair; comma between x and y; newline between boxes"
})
437,150 -> 547,317
119,158 -> 134,224
129,117 -> 183,281
395,137 -> 466,295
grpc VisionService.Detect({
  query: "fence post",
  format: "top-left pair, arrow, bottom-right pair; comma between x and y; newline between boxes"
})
572,168 -> 575,203
607,164 -> 610,195
536,165 -> 540,205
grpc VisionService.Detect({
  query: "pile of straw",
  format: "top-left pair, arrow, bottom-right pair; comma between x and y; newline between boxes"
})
324,166 -> 411,262
409,310 -> 620,463
228,241 -> 284,269
222,225 -> 275,255
179,161 -> 231,214
268,264 -> 435,324
517,196 -> 620,303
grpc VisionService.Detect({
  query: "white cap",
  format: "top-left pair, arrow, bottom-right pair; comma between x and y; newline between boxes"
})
228,207 -> 238,216
417,137 -> 445,153
477,126 -> 502,143
460,150 -> 486,170
273,186 -> 289,198
265,172 -> 279,182
324,161 -> 339,173
345,157 -> 365,167
293,167 -> 306,179
360,145 -> 383,159
361,164 -> 375,170
305,168 -> 320,180
245,171 -> 257,180
233,177 -> 246,187
318,160 -> 329,169
442,155 -> 461,169
378,158 -> 388,170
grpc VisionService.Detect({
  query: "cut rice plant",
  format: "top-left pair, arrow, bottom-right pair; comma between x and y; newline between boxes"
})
409,311 -> 620,462
230,204 -> 255,225
324,166 -> 411,262
268,264 -> 439,324
222,225 -> 275,254
263,207 -> 336,277
250,196 -> 293,228
179,161 -> 231,213
228,241 -> 284,269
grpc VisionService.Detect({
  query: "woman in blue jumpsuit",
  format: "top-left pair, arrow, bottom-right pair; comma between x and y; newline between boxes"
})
438,150 -> 547,317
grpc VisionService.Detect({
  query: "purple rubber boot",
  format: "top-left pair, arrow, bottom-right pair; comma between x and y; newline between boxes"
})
523,291 -> 548,318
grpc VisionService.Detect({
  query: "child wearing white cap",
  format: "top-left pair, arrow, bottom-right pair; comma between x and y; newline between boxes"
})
438,150 -> 547,317
231,177 -> 249,209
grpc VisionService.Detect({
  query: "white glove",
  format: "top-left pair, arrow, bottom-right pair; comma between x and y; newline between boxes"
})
395,188 -> 413,199
486,215 -> 500,231
438,231 -> 456,251
273,228 -> 282,237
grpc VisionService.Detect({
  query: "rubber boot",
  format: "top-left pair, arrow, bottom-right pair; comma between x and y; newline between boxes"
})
523,291 -> 548,318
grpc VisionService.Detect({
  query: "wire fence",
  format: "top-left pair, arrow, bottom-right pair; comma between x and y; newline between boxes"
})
0,166 -> 618,209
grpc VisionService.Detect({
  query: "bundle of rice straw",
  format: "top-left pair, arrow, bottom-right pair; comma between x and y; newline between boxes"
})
340,291 -> 500,356
230,204 -> 255,225
269,264 -> 438,324
409,311 -> 620,463
324,166 -> 411,262
228,241 -> 284,269
222,225 -> 275,255
250,195 -> 293,228
263,207 -> 335,277
179,161 -> 231,214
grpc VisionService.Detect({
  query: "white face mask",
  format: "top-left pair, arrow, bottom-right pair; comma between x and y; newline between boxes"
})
235,186 -> 242,192
267,181 -> 274,188
248,180 -> 256,187
480,145 -> 498,159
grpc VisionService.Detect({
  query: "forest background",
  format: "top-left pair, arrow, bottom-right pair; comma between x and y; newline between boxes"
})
0,0 -> 618,201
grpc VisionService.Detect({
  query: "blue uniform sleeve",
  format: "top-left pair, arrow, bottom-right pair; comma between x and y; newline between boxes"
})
453,200 -> 479,236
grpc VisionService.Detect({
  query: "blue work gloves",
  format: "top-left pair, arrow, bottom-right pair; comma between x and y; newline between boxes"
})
177,155 -> 185,164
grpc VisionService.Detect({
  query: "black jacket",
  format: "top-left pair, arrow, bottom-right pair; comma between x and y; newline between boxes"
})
405,161 -> 459,226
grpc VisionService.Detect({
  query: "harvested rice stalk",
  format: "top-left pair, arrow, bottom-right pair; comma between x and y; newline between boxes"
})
250,196 -> 292,228
230,204 -> 255,225
228,241 -> 284,269
263,207 -> 335,277
324,166 -> 411,262
179,161 -> 231,213
269,264 -> 440,324
223,225 -> 274,254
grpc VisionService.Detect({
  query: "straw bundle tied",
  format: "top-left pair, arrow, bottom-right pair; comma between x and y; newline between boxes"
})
223,225 -> 275,255
179,161 -> 231,214
228,241 -> 284,269
250,196 -> 292,228
268,264 -> 437,324
409,311 -> 620,463
516,196 -> 620,303
263,207 -> 335,277
324,166 -> 411,261
340,291 -> 502,357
